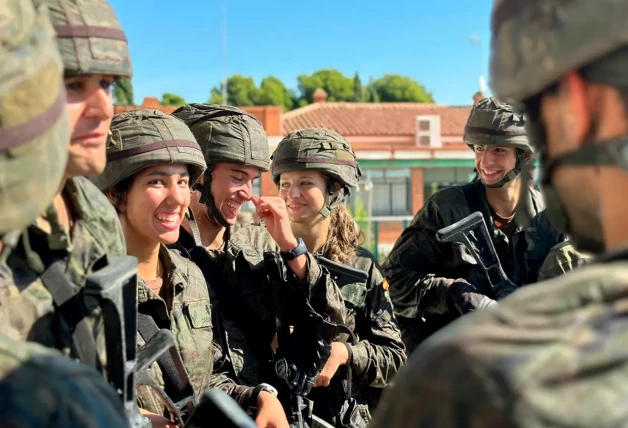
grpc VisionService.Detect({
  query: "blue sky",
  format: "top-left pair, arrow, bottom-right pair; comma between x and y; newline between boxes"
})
109,0 -> 493,106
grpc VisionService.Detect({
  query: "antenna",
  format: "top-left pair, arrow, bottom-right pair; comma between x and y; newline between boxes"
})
221,2 -> 228,105
470,34 -> 485,94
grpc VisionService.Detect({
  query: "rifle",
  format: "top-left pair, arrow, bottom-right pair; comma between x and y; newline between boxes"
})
436,211 -> 517,300
264,252 -> 337,428
86,256 -> 257,428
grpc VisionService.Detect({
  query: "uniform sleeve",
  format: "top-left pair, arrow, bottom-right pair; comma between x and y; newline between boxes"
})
350,262 -> 407,387
206,372 -> 253,409
382,199 -> 470,319
369,337 -> 512,428
287,254 -> 348,327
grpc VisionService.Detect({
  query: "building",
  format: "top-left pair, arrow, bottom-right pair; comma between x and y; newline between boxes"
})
115,95 -> 477,258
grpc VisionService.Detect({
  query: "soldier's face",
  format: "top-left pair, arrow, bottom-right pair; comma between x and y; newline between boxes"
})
474,145 -> 517,185
64,74 -> 115,179
209,163 -> 260,225
117,163 -> 190,247
279,170 -> 328,224
538,73 -> 602,243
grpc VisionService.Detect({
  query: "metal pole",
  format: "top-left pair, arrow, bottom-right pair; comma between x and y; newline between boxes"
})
221,3 -> 228,105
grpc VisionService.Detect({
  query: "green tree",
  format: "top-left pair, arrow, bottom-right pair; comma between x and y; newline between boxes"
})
112,78 -> 134,105
297,69 -> 354,103
353,72 -> 365,102
367,74 -> 434,102
253,76 -> 293,111
160,93 -> 186,106
208,75 -> 258,106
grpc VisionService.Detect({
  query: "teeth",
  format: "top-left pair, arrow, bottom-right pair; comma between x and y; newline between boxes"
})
226,201 -> 241,209
155,214 -> 178,223
483,170 -> 498,175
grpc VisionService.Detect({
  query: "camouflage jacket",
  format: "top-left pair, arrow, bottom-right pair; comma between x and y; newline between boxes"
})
173,223 -> 347,406
382,181 -> 563,349
0,177 -> 126,367
370,249 -> 628,428
0,333 -> 128,428
135,246 -> 214,416
309,247 -> 406,422
538,240 -> 593,281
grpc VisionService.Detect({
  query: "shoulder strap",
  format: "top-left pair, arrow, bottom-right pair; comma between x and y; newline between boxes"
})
136,312 -> 195,408
40,259 -> 99,370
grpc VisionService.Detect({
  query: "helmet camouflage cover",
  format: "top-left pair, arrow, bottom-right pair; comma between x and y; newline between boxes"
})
33,0 -> 132,78
464,97 -> 532,153
90,109 -> 206,192
0,0 -> 71,235
270,128 -> 361,188
172,103 -> 270,172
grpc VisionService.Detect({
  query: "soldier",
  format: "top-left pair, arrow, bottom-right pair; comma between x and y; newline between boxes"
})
382,97 -> 564,352
1,0 -> 132,371
0,1 -> 126,426
170,104 -> 347,425
270,128 -> 407,426
370,1 -> 628,427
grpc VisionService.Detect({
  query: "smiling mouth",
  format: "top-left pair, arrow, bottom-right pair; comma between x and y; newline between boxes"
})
155,213 -> 180,225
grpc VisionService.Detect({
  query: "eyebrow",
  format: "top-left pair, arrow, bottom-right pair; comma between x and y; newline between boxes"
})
231,168 -> 260,180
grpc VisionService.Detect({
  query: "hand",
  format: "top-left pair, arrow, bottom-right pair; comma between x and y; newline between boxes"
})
250,196 -> 297,252
254,391 -> 290,428
314,342 -> 350,388
139,408 -> 178,428
447,280 -> 497,315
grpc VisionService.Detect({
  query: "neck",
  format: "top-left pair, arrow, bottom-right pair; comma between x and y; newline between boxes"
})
485,178 -> 521,218
183,203 -> 227,250
120,216 -> 161,281
601,171 -> 628,252
291,216 -> 330,254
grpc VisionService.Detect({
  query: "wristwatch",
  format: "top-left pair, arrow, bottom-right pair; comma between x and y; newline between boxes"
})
280,237 -> 308,261
247,383 -> 279,414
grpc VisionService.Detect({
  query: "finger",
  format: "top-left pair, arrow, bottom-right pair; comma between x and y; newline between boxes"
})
250,195 -> 261,206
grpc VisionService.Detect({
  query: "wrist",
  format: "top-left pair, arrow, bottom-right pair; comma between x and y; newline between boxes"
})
278,237 -> 299,253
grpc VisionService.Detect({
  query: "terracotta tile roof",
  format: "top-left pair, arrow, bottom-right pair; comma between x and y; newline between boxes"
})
281,102 -> 472,137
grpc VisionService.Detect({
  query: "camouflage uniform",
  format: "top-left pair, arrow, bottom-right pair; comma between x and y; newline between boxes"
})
370,1 -> 628,427
270,128 -> 406,424
538,240 -> 593,281
382,99 -> 563,352
0,1 -> 126,426
171,104 -> 348,411
91,109 -> 211,417
0,0 -> 132,371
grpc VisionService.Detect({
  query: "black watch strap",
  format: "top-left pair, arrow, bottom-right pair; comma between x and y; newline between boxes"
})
280,237 -> 307,261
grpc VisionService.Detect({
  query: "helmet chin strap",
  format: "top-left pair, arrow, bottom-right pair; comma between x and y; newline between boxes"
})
483,150 -> 526,188
319,187 -> 350,218
194,167 -> 231,228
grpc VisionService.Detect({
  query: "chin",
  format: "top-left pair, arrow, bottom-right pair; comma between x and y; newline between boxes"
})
158,231 -> 180,245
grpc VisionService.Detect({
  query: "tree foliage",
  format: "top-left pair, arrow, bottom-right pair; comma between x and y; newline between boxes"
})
160,93 -> 186,106
207,70 -> 434,110
112,78 -> 134,105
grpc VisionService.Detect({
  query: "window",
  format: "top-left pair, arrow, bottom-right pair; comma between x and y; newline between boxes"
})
349,169 -> 411,217
423,167 -> 475,200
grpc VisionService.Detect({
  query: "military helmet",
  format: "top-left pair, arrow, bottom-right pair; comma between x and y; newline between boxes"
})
0,0 -> 71,235
270,128 -> 361,188
172,103 -> 270,171
463,97 -> 532,153
90,109 -> 206,192
490,0 -> 628,104
33,0 -> 132,78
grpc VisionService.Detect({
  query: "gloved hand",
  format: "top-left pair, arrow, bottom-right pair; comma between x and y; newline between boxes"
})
447,280 -> 497,315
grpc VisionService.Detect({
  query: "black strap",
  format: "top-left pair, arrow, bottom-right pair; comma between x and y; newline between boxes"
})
136,312 -> 195,407
40,259 -> 99,369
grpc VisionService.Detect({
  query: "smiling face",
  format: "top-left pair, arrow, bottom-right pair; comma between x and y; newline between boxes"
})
473,145 -> 518,186
278,170 -> 329,225
64,74 -> 115,178
209,163 -> 261,225
115,163 -> 190,247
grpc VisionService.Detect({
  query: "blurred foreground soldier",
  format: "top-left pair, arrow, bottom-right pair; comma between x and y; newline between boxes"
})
0,1 -> 127,426
371,1 -> 628,427
1,0 -> 132,370
382,97 -> 563,352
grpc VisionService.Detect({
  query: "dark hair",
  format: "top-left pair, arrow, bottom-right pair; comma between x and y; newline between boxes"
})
107,174 -> 135,212
324,179 -> 365,264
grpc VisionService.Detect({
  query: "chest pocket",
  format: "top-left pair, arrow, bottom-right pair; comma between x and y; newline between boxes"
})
184,301 -> 212,329
316,256 -> 368,311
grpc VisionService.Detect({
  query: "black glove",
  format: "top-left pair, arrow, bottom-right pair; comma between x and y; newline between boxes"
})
447,280 -> 497,315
